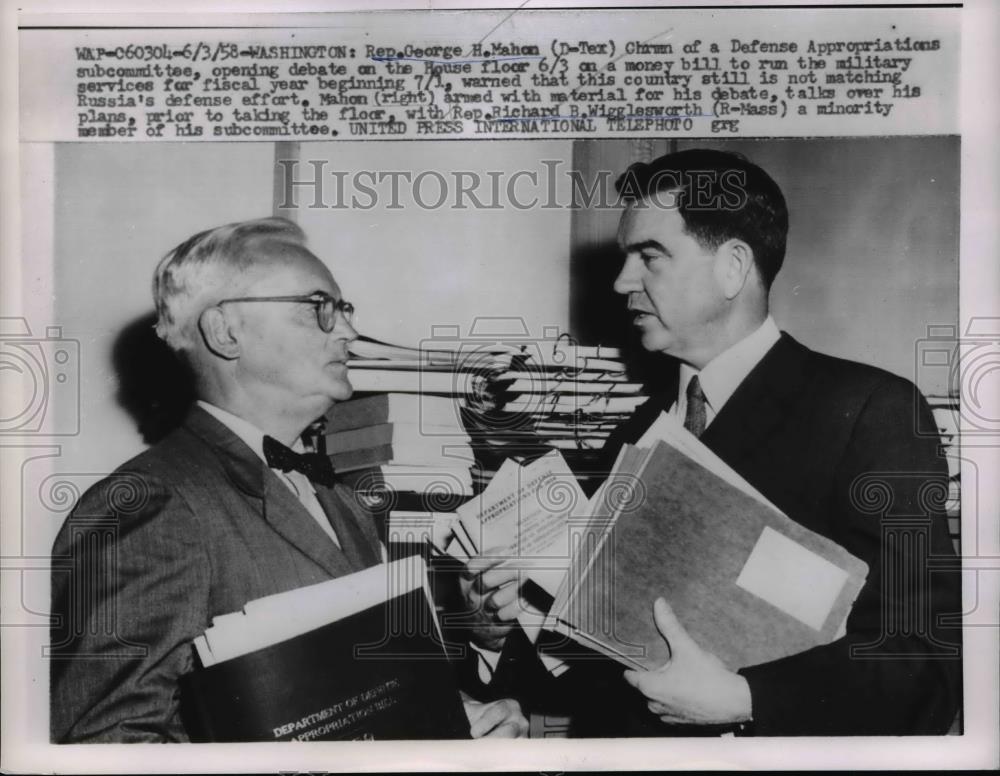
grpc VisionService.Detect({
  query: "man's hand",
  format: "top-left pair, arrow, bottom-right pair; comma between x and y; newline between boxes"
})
458,557 -> 524,651
461,693 -> 529,738
623,598 -> 753,726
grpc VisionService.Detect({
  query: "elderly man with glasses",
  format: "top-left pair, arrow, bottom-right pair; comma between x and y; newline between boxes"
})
50,217 -> 527,743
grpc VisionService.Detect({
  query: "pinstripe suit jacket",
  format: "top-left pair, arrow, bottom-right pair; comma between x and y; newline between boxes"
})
50,406 -> 383,742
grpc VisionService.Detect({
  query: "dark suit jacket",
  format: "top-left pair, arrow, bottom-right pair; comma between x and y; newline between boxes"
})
50,406 -> 383,743
590,332 -> 962,735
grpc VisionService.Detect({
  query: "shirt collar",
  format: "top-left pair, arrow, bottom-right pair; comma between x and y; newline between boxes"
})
196,400 -> 305,464
678,316 -> 781,415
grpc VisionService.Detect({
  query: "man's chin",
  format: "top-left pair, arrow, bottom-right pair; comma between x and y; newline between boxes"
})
639,329 -> 675,355
327,380 -> 354,403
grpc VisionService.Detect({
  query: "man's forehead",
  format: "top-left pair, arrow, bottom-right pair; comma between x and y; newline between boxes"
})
617,200 -> 684,246
242,246 -> 339,293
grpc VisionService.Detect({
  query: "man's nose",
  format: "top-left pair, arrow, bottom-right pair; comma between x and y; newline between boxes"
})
613,254 -> 642,296
332,310 -> 358,342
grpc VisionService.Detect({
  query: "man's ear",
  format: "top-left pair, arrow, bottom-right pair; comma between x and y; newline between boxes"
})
198,306 -> 241,360
715,239 -> 756,300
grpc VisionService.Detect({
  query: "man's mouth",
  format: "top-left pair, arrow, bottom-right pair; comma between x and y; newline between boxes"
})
627,295 -> 655,320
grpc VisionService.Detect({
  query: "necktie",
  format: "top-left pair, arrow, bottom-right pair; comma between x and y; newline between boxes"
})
262,435 -> 337,488
684,374 -> 708,437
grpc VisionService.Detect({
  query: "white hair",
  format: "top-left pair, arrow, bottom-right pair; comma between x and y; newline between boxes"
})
152,217 -> 308,351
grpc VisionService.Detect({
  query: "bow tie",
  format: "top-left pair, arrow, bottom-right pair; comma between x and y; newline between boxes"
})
262,435 -> 337,488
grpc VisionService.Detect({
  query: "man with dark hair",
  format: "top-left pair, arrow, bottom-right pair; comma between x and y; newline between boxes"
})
604,148 -> 961,734
614,148 -> 788,288
50,217 -> 528,742
465,148 -> 961,736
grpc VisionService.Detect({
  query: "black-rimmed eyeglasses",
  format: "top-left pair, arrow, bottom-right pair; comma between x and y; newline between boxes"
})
215,293 -> 354,333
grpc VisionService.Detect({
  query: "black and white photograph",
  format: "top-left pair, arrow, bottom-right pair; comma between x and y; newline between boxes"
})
2,1 -> 998,772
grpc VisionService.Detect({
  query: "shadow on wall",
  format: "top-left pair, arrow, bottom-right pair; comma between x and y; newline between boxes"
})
569,238 -> 676,392
112,312 -> 196,444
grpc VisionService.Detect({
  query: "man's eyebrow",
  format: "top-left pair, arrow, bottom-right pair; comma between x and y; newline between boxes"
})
624,239 -> 667,254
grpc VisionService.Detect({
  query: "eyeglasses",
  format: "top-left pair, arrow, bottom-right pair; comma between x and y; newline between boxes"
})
216,293 -> 354,333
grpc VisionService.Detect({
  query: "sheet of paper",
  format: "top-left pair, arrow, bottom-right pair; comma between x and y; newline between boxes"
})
735,526 -> 851,631
456,451 -> 582,595
206,558 -> 425,664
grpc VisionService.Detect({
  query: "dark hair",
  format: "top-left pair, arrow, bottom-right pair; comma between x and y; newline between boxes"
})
615,149 -> 788,289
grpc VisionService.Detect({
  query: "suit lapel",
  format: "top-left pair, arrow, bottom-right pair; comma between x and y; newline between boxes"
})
261,473 -> 362,578
183,406 -> 362,578
700,333 -> 811,469
315,485 -> 382,570
184,406 -> 264,499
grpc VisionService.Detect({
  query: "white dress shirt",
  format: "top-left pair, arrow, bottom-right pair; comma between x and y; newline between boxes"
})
673,316 -> 782,430
196,400 -> 341,548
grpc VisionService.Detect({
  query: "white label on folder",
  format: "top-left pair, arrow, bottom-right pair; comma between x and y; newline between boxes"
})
735,526 -> 850,631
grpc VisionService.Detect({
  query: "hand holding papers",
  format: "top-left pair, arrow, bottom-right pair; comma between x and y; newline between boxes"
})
446,451 -> 583,651
622,598 -> 754,726
458,557 -> 523,651
451,453 -> 579,593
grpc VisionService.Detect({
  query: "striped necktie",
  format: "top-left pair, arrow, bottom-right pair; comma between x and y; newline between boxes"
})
684,374 -> 708,437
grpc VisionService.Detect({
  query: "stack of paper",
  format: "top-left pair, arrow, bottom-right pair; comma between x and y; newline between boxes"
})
466,339 -> 647,494
194,558 -> 430,667
442,450 -> 582,665
326,419 -> 475,473
326,393 -> 475,521
542,413 -> 870,672
337,332 -> 649,499
346,335 -> 513,395
184,557 -> 471,741
444,451 -> 582,599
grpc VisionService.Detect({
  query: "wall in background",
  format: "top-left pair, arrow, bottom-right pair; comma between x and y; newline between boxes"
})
568,136 -> 959,396
53,143 -> 277,476
45,136 -> 956,519
49,139 -> 577,483
289,140 -> 574,349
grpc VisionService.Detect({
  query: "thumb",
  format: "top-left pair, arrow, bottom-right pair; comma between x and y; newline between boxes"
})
622,669 -> 643,689
652,597 -> 695,658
